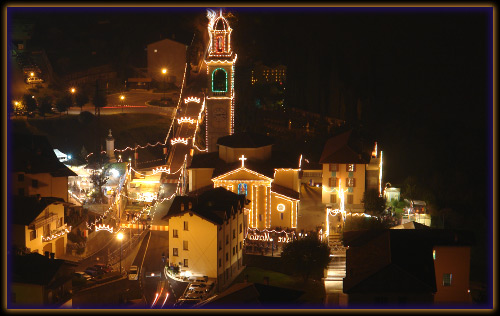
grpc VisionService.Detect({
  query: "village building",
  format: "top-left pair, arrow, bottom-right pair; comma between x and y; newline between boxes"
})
162,187 -> 246,292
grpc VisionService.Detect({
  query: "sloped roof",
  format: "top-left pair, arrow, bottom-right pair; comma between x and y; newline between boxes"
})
271,183 -> 300,200
162,187 -> 246,225
12,133 -> 77,177
343,229 -> 475,294
12,196 -> 65,226
12,253 -> 66,286
212,160 -> 275,179
319,130 -> 371,164
217,132 -> 274,149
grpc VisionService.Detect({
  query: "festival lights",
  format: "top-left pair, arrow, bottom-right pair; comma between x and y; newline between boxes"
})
95,224 -> 114,233
184,96 -> 201,104
171,137 -> 189,145
177,117 -> 196,124
41,226 -> 72,242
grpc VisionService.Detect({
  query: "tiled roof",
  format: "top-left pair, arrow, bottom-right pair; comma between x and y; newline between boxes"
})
217,132 -> 274,148
12,196 -> 65,226
319,130 -> 371,164
271,183 -> 300,200
12,253 -> 66,286
12,133 -> 77,177
343,229 -> 475,294
162,187 -> 246,225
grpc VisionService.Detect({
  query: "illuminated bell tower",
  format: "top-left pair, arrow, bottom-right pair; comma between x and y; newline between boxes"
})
205,9 -> 237,152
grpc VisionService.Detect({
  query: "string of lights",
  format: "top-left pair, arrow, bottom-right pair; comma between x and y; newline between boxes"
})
41,226 -> 72,242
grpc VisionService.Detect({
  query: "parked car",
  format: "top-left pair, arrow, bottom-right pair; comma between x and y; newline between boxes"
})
128,265 -> 138,280
187,282 -> 208,291
74,271 -> 93,281
84,266 -> 103,277
184,290 -> 206,300
94,263 -> 112,273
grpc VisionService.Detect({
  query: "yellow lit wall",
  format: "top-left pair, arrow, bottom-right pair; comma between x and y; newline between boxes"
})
13,173 -> 69,202
169,212 -> 218,278
188,169 -> 214,192
11,283 -> 44,305
12,203 -> 67,258
322,163 -> 366,211
274,169 -> 300,191
270,195 -> 293,229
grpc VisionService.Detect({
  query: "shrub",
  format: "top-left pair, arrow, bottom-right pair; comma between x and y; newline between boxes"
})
78,111 -> 94,125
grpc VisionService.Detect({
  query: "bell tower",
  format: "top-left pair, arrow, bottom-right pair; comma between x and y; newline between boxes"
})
205,9 -> 237,152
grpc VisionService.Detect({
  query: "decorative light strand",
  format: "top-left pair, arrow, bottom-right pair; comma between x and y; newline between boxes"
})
177,117 -> 196,124
171,137 -> 189,145
184,97 -> 201,104
41,226 -> 72,242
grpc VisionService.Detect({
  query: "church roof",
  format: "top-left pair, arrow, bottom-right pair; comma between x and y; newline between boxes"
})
319,130 -> 371,164
212,159 -> 275,179
12,133 -> 78,177
217,132 -> 274,149
271,183 -> 300,200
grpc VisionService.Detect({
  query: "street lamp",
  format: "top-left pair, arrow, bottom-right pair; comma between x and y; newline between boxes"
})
161,68 -> 167,102
70,88 -> 76,110
117,232 -> 124,274
30,72 -> 34,88
120,95 -> 125,112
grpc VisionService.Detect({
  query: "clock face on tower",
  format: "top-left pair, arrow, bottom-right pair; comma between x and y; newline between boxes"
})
213,107 -> 227,127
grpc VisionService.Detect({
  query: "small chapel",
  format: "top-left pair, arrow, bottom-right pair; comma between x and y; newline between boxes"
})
187,132 -> 301,231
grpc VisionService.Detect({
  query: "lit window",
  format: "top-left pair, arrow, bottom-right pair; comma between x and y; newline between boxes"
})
238,183 -> 248,196
433,250 -> 436,260
173,248 -> 178,256
347,164 -> 356,172
346,178 -> 355,187
443,273 -> 452,286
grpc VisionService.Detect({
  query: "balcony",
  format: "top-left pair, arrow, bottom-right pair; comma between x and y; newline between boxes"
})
29,213 -> 58,230
212,91 -> 227,97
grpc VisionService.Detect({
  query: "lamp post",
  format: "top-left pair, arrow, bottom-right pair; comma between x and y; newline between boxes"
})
161,68 -> 167,102
70,88 -> 76,110
30,72 -> 34,88
120,95 -> 125,113
117,232 -> 124,274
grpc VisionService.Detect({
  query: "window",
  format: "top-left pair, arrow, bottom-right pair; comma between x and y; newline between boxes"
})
329,164 -> 338,172
347,194 -> 354,204
226,253 -> 228,262
329,177 -> 338,187
226,235 -> 229,245
259,214 -> 262,221
219,258 -> 222,267
184,259 -> 189,268
216,36 -> 224,52
330,194 -> 337,204
346,164 -> 356,172
18,174 -> 24,181
30,230 -> 37,241
443,273 -> 452,286
219,241 -> 222,251
239,223 -> 242,233
32,179 -> 38,188
233,229 -> 236,239
173,229 -> 178,238
18,188 -> 24,196
183,240 -> 188,250
212,68 -> 227,92
433,249 -> 436,260
173,248 -> 178,256
57,217 -> 63,228
346,178 -> 355,187
238,183 -> 248,196
183,221 -> 188,231
43,224 -> 50,237
280,213 -> 284,220
233,247 -> 235,256
239,241 -> 242,250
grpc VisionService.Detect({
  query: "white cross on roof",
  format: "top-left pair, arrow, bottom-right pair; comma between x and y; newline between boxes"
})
239,155 -> 247,168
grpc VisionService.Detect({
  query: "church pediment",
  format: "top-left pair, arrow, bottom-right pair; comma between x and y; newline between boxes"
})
212,167 -> 272,182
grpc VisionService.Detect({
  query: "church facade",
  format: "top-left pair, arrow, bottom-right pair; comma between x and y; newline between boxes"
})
188,133 -> 300,232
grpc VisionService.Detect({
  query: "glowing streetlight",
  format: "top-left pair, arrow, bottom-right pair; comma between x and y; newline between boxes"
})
70,87 -> 76,110
161,68 -> 167,102
117,232 -> 124,274
120,95 -> 125,112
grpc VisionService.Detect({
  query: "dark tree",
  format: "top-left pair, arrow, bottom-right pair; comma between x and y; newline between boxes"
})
281,233 -> 330,283
75,89 -> 89,113
89,165 -> 110,203
55,97 -> 68,117
38,95 -> 53,119
362,188 -> 386,216
22,94 -> 37,113
92,81 -> 107,116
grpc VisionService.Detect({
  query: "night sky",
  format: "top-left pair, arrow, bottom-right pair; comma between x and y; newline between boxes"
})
10,6 -> 492,213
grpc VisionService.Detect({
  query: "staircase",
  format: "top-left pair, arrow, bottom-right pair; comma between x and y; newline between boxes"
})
325,256 -> 346,281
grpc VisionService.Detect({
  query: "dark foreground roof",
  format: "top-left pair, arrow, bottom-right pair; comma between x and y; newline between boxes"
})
12,133 -> 77,177
217,132 -> 274,148
12,253 -> 67,286
162,187 -> 246,225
